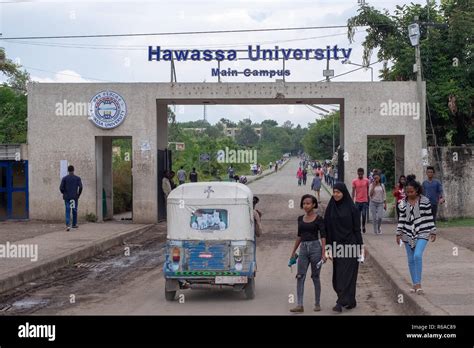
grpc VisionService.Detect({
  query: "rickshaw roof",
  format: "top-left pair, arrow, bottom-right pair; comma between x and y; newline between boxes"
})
166,182 -> 255,241
167,182 -> 253,203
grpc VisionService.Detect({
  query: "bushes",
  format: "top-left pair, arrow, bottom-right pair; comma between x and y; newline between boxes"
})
113,159 -> 132,214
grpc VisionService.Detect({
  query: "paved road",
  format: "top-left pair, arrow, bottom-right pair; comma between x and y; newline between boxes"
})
1,158 -> 403,315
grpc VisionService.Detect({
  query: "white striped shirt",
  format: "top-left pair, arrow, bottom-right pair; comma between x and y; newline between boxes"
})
396,195 -> 436,248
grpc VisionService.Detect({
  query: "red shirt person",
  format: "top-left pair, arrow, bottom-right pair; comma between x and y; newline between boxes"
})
351,168 -> 369,233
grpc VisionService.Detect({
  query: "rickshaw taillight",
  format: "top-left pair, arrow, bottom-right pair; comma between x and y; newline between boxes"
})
172,247 -> 181,262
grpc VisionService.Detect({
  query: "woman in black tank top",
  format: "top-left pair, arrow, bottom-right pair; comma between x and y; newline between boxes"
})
289,194 -> 327,313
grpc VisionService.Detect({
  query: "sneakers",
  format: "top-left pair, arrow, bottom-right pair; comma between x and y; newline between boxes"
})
72,225 -> 79,229
289,306 -> 304,313
313,304 -> 321,312
66,226 -> 71,231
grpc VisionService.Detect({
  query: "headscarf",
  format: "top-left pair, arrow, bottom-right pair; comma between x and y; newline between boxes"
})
324,182 -> 362,245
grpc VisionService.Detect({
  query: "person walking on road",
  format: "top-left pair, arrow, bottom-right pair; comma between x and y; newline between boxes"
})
297,167 -> 303,186
369,173 -> 386,234
396,180 -> 436,294
289,194 -> 327,313
302,167 -> 308,186
59,165 -> 83,231
189,167 -> 198,183
162,171 -> 176,199
253,196 -> 263,238
393,175 -> 406,221
324,183 -> 364,313
311,171 -> 322,202
227,166 -> 235,181
352,168 -> 370,233
422,166 -> 445,224
177,166 -> 186,185
328,166 -> 334,188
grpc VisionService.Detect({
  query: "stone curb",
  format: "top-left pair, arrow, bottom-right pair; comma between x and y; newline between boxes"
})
364,240 -> 448,315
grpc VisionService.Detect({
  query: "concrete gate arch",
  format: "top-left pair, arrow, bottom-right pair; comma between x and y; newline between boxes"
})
28,82 -> 423,223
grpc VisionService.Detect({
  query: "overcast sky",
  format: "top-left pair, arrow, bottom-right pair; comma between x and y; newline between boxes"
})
0,0 -> 431,127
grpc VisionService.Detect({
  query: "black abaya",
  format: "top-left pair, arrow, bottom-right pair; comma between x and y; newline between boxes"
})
324,182 -> 363,307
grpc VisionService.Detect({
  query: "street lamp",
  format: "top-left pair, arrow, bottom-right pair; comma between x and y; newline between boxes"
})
342,60 -> 374,82
408,20 -> 427,153
408,23 -> 421,46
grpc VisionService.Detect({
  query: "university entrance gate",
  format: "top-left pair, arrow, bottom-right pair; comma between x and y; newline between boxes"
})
27,82 -> 424,223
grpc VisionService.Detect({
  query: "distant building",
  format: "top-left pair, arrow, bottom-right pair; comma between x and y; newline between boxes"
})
182,128 -> 207,133
223,125 -> 262,139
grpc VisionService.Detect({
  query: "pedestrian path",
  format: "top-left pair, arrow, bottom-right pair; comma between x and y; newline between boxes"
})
363,226 -> 474,315
267,159 -> 474,315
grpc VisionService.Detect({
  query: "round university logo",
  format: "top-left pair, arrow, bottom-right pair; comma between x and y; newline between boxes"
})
88,90 -> 127,129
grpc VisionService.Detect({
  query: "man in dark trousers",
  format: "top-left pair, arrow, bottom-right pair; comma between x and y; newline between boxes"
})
189,167 -> 198,183
60,165 -> 83,231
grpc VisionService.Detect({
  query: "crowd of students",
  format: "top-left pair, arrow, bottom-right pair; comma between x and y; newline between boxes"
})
287,158 -> 444,312
351,165 -> 443,295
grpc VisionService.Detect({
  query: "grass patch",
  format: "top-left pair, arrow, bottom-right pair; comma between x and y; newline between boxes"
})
438,218 -> 474,228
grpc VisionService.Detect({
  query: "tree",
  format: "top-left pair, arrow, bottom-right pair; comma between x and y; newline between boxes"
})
0,48 -> 30,143
235,124 -> 259,147
0,87 -> 27,143
347,1 -> 473,145
302,112 -> 340,160
367,138 -> 395,189
261,119 -> 278,127
1,48 -> 30,94
219,118 -> 237,128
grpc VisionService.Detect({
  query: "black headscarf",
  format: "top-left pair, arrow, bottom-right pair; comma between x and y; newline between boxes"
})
324,182 -> 362,245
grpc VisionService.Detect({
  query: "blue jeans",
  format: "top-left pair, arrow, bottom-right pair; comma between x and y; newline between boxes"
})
296,240 -> 322,306
355,202 -> 369,228
404,239 -> 428,285
65,199 -> 78,227
369,201 -> 384,233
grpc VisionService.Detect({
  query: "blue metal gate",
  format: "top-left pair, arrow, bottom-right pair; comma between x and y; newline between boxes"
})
0,160 -> 29,220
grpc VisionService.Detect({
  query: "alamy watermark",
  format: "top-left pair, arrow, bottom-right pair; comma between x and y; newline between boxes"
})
55,99 -> 90,117
380,99 -> 420,120
325,242 -> 364,259
217,147 -> 257,164
0,242 -> 38,262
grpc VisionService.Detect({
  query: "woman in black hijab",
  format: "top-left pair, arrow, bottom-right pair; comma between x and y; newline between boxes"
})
324,182 -> 364,312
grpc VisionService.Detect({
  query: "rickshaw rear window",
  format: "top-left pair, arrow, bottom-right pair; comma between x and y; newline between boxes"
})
190,209 -> 228,231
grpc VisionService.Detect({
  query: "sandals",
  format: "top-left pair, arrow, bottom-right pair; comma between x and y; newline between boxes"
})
410,285 -> 424,294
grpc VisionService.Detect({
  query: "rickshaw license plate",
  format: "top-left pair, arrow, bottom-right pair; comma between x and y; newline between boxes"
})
215,276 -> 248,284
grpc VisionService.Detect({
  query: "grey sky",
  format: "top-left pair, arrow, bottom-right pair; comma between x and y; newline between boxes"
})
0,0 -> 430,127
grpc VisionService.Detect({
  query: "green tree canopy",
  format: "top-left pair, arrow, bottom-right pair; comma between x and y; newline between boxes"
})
302,111 -> 340,160
347,0 -> 473,145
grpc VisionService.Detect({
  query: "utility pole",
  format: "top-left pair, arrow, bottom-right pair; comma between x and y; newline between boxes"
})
408,19 -> 427,156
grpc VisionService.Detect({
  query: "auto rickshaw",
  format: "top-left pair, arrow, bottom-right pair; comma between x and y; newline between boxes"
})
163,182 -> 256,300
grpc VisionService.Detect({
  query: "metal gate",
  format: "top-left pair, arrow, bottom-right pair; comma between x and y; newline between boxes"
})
157,149 -> 172,221
0,160 -> 29,220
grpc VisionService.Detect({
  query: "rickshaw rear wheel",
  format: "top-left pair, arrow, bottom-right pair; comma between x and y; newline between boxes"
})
244,278 -> 255,299
165,290 -> 177,301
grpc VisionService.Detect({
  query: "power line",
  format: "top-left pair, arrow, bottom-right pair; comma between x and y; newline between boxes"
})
316,60 -> 381,82
0,24 -> 376,40
24,66 -> 111,82
3,31 -> 360,51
